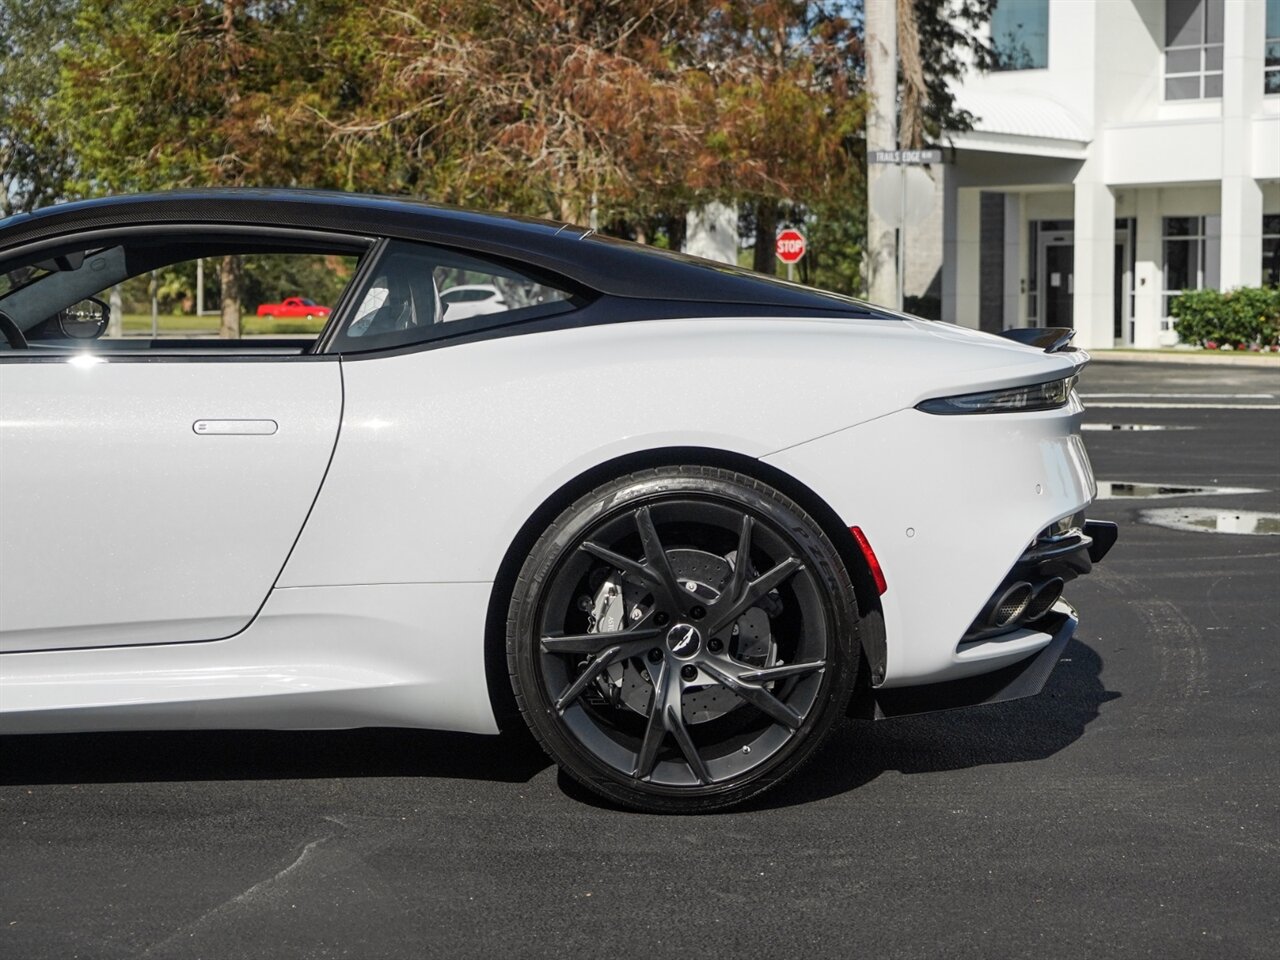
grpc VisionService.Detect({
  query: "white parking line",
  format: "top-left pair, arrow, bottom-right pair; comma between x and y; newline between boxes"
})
1080,393 -> 1276,399
1085,401 -> 1280,410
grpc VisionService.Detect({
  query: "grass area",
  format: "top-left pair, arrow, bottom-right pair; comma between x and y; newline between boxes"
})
119,313 -> 324,336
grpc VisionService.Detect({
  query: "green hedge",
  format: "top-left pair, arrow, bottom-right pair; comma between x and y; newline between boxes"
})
1170,286 -> 1280,349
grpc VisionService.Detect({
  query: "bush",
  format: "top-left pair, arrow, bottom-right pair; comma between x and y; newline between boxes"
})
1171,286 -> 1280,349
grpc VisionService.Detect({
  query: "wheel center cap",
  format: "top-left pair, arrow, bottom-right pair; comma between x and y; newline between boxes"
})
666,623 -> 702,659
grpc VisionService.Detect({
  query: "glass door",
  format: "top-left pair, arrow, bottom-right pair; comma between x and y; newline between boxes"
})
1031,222 -> 1074,329
1113,220 -> 1136,345
1042,238 -> 1074,329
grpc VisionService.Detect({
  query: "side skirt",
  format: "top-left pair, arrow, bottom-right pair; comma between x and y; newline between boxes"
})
0,583 -> 499,736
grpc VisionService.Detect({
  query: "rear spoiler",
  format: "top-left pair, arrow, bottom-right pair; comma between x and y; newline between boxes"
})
998,327 -> 1077,353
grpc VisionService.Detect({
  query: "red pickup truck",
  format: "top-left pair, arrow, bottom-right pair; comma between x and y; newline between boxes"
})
256,297 -> 331,319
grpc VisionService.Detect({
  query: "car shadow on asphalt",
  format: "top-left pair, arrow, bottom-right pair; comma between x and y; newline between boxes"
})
552,638 -> 1117,812
746,636 -> 1120,811
1,639 -> 1116,804
0,725 -> 553,787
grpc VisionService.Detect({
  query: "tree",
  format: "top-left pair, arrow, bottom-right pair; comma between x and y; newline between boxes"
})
57,0 -> 355,334
38,0 -> 995,305
325,1 -> 867,251
326,0 -> 716,224
899,0 -> 996,150
683,2 -> 865,275
0,0 -> 78,216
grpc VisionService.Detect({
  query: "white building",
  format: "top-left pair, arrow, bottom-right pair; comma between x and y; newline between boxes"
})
935,0 -> 1280,348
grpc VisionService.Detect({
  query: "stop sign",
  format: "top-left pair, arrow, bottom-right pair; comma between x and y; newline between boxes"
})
775,228 -> 806,264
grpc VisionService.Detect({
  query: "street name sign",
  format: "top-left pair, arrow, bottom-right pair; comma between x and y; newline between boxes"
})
869,149 -> 943,164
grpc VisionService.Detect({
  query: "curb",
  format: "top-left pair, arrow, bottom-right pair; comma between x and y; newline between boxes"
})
1088,350 -> 1280,368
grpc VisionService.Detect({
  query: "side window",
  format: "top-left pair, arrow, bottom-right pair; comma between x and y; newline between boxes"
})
332,239 -> 579,353
0,236 -> 364,354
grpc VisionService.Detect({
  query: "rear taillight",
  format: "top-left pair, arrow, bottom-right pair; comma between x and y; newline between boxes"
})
915,375 -> 1077,415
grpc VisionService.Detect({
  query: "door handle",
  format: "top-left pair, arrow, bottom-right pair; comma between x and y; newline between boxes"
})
193,420 -> 278,436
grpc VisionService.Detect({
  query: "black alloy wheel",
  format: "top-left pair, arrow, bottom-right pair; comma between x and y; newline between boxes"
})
507,466 -> 862,812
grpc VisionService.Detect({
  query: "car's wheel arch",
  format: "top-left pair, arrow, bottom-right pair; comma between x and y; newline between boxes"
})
482,445 -> 885,732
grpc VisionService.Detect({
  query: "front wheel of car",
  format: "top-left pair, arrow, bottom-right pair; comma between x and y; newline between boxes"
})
507,465 -> 862,813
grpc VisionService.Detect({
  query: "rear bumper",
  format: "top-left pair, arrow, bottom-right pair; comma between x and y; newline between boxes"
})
961,518 -> 1117,643
860,601 -> 1079,720
848,519 -> 1115,719
763,402 -> 1096,688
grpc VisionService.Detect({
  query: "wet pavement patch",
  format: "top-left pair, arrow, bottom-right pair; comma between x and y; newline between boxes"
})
1139,507 -> 1280,535
1095,481 -> 1266,500
1081,423 -> 1195,432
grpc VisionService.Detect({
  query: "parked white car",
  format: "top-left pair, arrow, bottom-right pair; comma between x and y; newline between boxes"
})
0,190 -> 1115,811
439,282 -> 506,321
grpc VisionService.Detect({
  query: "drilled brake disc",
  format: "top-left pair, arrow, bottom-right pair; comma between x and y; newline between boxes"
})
589,547 -> 775,724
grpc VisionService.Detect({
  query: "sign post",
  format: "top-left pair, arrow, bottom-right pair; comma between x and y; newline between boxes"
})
775,227 -> 806,281
868,149 -> 944,310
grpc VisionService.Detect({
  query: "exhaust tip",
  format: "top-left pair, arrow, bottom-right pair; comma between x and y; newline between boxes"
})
989,582 -> 1034,628
1023,577 -> 1065,622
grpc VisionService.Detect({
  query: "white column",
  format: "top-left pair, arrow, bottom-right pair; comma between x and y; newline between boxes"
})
953,187 -> 982,329
1003,193 -> 1023,329
1219,0 -> 1265,289
1132,188 -> 1163,349
1072,162 -> 1116,349
1221,182 -> 1263,289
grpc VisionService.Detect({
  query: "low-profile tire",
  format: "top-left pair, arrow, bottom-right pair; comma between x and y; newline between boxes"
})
507,465 -> 861,813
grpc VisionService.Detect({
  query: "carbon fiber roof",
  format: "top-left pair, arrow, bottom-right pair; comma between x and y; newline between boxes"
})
0,190 -> 883,314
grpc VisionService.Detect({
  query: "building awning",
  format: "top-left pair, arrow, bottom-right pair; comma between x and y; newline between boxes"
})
948,91 -> 1090,159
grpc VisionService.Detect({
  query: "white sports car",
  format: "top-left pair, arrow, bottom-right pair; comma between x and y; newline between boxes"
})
0,190 -> 1115,812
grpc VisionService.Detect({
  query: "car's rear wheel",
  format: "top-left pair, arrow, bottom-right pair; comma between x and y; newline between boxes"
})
507,466 -> 861,812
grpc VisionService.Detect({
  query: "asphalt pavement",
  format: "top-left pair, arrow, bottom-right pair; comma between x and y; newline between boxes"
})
2,359 -> 1278,959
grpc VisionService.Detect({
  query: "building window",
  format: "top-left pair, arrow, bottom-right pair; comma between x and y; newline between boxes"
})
1264,214 -> 1280,286
1163,216 -> 1220,324
1267,0 -> 1280,94
991,0 -> 1049,71
1165,0 -> 1224,99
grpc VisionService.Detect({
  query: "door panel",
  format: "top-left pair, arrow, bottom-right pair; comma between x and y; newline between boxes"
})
0,359 -> 341,652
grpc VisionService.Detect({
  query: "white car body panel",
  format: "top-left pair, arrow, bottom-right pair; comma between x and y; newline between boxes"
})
763,394 -> 1094,685
0,582 -> 497,734
280,316 -> 1077,589
0,315 -> 1090,733
0,360 -> 341,653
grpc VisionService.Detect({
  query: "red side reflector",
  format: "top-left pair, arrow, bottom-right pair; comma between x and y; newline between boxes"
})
849,526 -> 887,596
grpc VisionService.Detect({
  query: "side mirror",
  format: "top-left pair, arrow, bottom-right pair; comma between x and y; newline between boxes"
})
58,297 -> 109,340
